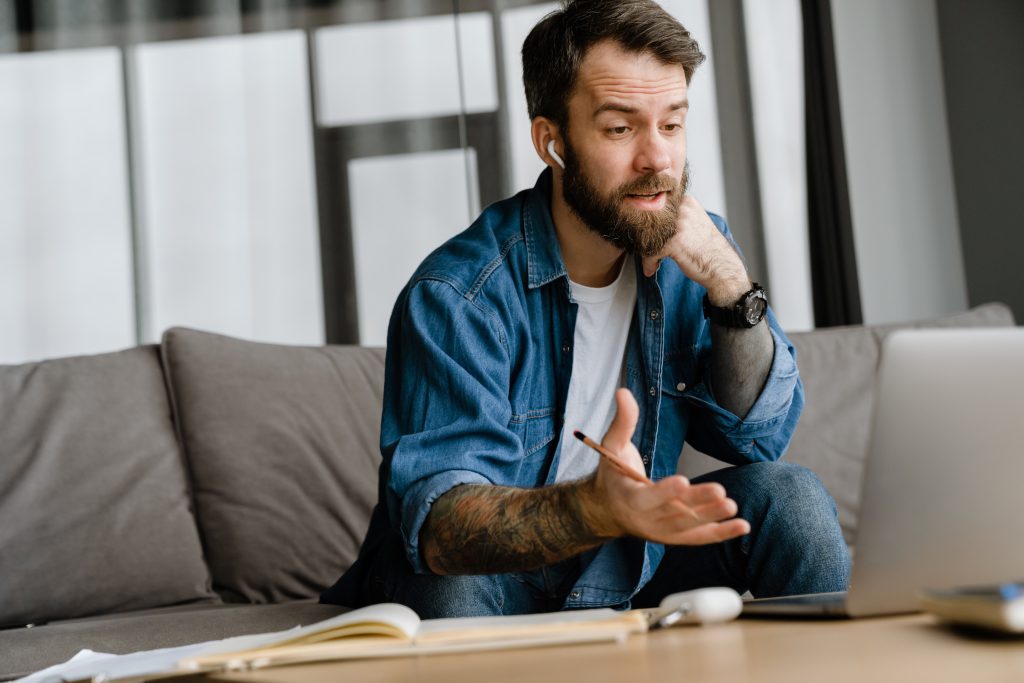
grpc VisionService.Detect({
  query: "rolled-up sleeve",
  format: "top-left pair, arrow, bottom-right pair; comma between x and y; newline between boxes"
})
683,311 -> 804,465
381,277 -> 522,574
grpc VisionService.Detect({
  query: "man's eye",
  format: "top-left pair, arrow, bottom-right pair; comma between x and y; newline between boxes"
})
608,126 -> 629,135
663,123 -> 682,132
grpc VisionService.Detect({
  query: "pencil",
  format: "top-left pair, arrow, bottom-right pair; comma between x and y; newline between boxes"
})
572,430 -> 651,485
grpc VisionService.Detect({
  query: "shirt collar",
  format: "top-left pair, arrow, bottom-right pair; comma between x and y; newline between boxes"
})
523,168 -> 569,290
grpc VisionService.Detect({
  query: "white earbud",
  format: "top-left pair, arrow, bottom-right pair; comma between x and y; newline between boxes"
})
547,140 -> 565,170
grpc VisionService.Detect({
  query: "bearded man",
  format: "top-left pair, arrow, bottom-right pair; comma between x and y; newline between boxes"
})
322,0 -> 850,617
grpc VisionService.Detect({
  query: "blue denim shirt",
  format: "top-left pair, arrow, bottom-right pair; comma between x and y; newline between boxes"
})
324,169 -> 803,609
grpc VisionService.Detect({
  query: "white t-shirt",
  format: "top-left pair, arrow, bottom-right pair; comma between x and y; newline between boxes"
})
555,260 -> 637,482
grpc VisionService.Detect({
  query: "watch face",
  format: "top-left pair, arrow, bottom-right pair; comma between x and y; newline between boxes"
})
744,294 -> 768,325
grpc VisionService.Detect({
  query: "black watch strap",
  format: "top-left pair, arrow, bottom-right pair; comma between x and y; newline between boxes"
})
702,283 -> 768,329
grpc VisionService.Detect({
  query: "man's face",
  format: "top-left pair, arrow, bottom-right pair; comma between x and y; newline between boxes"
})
560,40 -> 690,257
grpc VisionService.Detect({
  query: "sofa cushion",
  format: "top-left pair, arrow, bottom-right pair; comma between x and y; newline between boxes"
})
160,328 -> 384,604
679,303 -> 1017,544
0,346 -> 216,629
0,600 -> 346,680
779,325 -> 877,546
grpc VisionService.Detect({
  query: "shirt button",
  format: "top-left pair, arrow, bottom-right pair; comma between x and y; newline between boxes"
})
561,345 -> 570,353
676,382 -> 686,392
649,386 -> 657,397
641,454 -> 650,465
649,309 -> 660,320
569,590 -> 581,600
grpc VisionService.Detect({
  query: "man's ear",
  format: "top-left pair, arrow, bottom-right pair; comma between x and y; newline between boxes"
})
531,117 -> 564,171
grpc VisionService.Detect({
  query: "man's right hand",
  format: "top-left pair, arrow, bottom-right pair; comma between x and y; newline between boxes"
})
420,388 -> 748,576
579,388 -> 751,545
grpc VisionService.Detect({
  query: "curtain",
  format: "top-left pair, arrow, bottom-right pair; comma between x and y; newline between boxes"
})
801,0 -> 861,327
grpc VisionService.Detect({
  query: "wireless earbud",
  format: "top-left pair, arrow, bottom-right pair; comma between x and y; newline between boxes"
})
547,140 -> 565,170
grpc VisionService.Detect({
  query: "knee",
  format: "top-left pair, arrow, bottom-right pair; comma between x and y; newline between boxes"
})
746,463 -> 845,546
737,463 -> 850,585
736,462 -> 836,517
721,463 -> 850,595
724,462 -> 845,547
391,573 -> 506,618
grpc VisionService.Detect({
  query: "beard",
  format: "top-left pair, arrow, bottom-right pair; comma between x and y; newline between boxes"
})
557,137 -> 692,258
561,137 -> 690,257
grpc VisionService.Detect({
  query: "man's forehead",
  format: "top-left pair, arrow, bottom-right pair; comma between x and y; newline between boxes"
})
574,41 -> 688,109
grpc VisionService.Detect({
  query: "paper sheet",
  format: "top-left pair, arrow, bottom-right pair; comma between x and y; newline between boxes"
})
13,625 -> 303,683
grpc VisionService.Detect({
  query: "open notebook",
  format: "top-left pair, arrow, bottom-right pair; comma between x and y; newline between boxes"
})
181,603 -> 650,672
19,603 -> 652,683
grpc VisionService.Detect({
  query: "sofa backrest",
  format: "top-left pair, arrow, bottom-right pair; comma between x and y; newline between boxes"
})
5,304 -> 1013,622
0,346 -> 216,628
160,328 -> 385,604
679,302 -> 1017,545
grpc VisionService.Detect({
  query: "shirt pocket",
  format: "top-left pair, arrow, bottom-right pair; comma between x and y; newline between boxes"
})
508,408 -> 558,488
508,407 -> 558,456
661,348 -> 700,398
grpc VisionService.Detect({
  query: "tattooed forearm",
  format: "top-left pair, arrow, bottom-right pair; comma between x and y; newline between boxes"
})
420,481 -> 612,575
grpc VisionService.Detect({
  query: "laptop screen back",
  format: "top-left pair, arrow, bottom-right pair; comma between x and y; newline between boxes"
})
846,328 -> 1024,616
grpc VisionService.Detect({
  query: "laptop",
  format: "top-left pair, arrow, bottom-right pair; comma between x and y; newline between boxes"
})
743,327 -> 1024,618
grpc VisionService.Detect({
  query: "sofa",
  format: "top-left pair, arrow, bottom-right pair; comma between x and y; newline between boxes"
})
0,303 -> 1015,680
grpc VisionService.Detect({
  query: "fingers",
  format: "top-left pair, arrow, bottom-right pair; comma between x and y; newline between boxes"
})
601,388 -> 639,453
673,518 -> 751,546
657,477 -> 727,505
680,194 -> 705,212
643,497 -> 750,545
690,498 -> 739,522
641,476 -> 745,546
654,497 -> 738,525
642,256 -> 662,278
627,476 -> 727,514
612,469 -> 749,545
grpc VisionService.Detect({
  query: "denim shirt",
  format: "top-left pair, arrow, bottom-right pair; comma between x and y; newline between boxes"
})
326,168 -> 803,610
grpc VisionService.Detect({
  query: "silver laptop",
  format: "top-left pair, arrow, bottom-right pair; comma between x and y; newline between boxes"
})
743,327 -> 1024,618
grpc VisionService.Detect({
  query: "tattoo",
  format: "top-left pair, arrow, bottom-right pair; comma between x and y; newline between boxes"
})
420,482 -> 610,575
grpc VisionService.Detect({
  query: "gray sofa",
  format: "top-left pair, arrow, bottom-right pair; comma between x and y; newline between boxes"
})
0,303 -> 1015,680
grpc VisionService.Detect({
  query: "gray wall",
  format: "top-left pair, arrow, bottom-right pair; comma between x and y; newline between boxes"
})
936,0 -> 1024,323
831,0 -> 967,325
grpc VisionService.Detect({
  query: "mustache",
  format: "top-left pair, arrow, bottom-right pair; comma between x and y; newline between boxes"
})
616,170 -> 688,198
619,176 -> 676,196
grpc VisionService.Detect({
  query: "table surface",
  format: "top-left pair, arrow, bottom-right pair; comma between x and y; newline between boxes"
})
204,614 -> 1024,683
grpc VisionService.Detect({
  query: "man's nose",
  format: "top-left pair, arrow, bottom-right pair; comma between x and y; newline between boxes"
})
633,130 -> 672,175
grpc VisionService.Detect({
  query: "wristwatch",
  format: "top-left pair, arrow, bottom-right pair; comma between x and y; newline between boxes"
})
702,283 -> 768,329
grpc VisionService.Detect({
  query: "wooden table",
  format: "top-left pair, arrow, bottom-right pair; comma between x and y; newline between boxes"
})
208,615 -> 1024,683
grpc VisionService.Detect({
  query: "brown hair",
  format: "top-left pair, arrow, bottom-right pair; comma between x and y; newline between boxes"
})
522,0 -> 705,130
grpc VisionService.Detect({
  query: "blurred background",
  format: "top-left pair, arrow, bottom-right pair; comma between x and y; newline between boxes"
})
1,0 -> 1021,364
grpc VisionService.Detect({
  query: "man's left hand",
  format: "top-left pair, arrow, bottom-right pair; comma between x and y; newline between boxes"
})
642,195 -> 750,306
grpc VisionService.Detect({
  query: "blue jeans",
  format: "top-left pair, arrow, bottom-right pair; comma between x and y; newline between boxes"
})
387,462 -> 851,618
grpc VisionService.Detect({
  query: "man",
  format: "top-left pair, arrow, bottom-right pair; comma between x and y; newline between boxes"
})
322,0 -> 850,617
